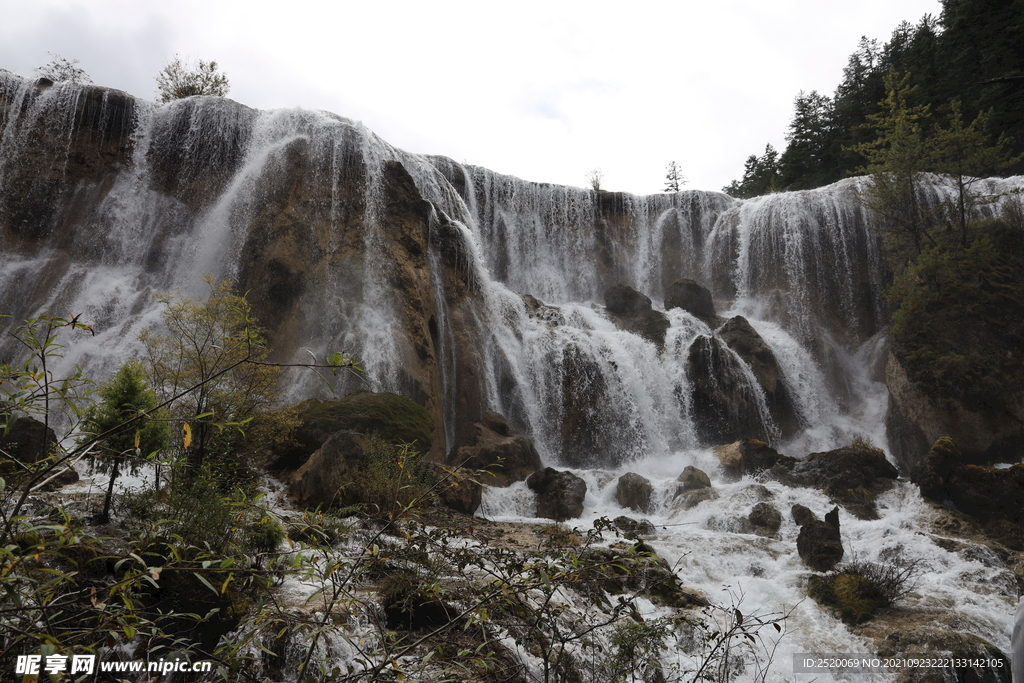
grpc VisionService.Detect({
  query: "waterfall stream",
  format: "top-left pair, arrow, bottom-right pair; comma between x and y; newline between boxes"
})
2,72 -> 1022,680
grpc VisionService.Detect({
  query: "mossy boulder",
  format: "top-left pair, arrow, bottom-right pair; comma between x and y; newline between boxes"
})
808,571 -> 887,625
271,391 -> 433,470
714,439 -> 795,481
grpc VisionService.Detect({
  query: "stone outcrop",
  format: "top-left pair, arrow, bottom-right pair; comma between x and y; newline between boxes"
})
449,412 -> 542,487
718,316 -> 800,438
687,336 -> 772,445
615,472 -> 654,513
270,391 -> 433,471
886,351 -> 1024,473
664,278 -> 718,324
677,465 -> 711,491
912,437 -> 1024,548
714,439 -> 794,481
287,431 -> 374,510
771,442 -> 899,520
0,415 -> 59,463
527,467 -> 587,521
748,502 -> 782,537
797,507 -> 844,571
603,284 -> 671,349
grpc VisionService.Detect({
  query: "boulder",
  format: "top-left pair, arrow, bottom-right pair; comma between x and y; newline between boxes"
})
612,516 -> 655,537
527,467 -> 587,521
424,463 -> 483,515
791,504 -> 818,527
673,487 -> 719,510
450,413 -> 542,487
664,278 -> 717,323
718,316 -> 800,438
0,415 -> 59,463
615,472 -> 654,513
797,518 -> 844,571
748,502 -> 782,537
605,284 -> 653,316
687,336 -> 772,444
677,465 -> 711,491
270,391 -> 433,471
771,441 -> 899,520
714,439 -> 794,481
603,284 -> 671,349
287,431 -> 374,510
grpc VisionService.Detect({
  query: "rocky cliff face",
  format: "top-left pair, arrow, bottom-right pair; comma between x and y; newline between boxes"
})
3,71 -> 1021,467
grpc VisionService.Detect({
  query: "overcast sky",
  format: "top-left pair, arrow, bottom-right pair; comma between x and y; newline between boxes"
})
1,0 -> 943,195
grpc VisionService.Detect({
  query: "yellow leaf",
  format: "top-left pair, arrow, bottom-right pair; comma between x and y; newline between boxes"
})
134,429 -> 141,449
183,422 -> 192,449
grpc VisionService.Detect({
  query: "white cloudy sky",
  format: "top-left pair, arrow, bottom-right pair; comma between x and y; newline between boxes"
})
0,0 -> 942,194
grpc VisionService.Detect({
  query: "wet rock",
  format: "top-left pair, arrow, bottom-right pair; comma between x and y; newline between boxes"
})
771,441 -> 898,520
718,315 -> 801,438
527,467 -> 587,521
791,504 -> 818,527
748,502 -> 782,537
287,431 -> 373,510
797,518 -> 844,571
687,337 -> 774,445
603,284 -> 671,349
677,465 -> 711,491
664,278 -> 717,323
673,487 -> 719,510
714,439 -> 794,481
613,516 -> 656,537
743,484 -> 775,501
615,472 -> 654,514
911,436 -> 961,501
605,283 -> 653,316
450,413 -> 542,487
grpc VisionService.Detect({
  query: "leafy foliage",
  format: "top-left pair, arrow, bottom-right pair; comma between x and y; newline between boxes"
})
80,359 -> 168,521
155,55 -> 230,102
887,220 -> 1024,410
34,52 -> 93,84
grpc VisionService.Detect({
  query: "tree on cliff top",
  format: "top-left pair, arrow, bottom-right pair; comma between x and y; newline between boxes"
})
155,55 -> 230,102
34,52 -> 92,84
664,161 -> 686,192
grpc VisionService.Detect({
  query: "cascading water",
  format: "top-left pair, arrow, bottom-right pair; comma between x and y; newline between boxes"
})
2,71 -> 1022,680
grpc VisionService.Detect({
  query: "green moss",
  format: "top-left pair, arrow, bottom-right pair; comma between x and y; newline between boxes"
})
297,391 -> 433,453
808,572 -> 888,625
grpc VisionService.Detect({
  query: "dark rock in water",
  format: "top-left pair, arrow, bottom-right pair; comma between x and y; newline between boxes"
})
613,515 -> 656,536
910,436 -> 962,502
605,283 -> 653,316
718,315 -> 800,438
270,392 -> 433,471
824,506 -> 840,530
665,278 -> 717,323
748,502 -> 782,537
527,467 -> 587,521
687,336 -> 774,445
0,415 -> 59,463
673,487 -> 719,510
557,343 -> 637,468
615,472 -> 654,513
714,439 -> 794,481
873,615 -> 1011,681
791,504 -> 818,527
424,463 -> 482,515
797,519 -> 844,571
771,441 -> 898,520
603,284 -> 671,348
450,414 -> 542,487
677,465 -> 711,491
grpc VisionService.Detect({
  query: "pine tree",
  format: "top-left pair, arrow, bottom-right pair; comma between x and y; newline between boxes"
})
81,359 -> 168,522
852,70 -> 935,260
155,55 -> 230,102
664,161 -> 686,192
